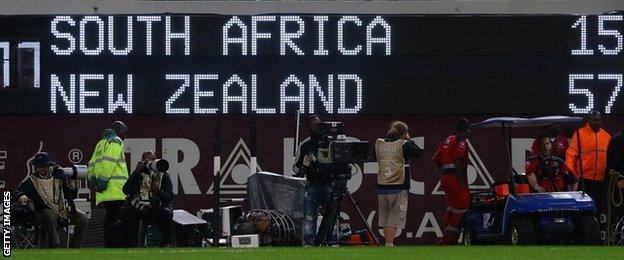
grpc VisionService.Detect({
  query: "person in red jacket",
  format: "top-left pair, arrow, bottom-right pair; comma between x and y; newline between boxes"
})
526,135 -> 579,192
431,118 -> 471,245
530,125 -> 569,159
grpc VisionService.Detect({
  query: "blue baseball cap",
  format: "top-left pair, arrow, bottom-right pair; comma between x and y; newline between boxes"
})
32,152 -> 55,167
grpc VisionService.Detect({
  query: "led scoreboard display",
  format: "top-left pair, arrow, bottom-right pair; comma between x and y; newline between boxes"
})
0,14 -> 623,115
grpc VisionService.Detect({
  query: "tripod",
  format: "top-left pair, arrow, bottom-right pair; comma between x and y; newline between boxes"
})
315,169 -> 379,246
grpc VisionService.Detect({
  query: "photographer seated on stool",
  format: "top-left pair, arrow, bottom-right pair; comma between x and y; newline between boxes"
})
119,151 -> 174,247
14,152 -> 87,248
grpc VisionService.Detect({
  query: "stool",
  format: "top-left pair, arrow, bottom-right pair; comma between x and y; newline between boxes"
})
138,219 -> 167,247
137,219 -> 149,247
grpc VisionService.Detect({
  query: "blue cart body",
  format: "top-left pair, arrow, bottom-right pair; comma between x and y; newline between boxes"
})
464,191 -> 596,242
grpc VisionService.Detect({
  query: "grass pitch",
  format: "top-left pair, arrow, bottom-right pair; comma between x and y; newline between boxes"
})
9,246 -> 624,260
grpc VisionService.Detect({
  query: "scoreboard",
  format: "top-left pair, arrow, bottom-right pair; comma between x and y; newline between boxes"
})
0,14 -> 623,115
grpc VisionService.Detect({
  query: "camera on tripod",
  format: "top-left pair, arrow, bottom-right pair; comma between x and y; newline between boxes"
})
311,122 -> 379,246
316,122 -> 369,165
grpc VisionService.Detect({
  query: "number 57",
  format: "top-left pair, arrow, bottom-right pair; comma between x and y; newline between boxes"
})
569,73 -> 624,114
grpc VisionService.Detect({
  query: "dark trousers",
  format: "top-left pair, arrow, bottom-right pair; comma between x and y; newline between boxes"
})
37,209 -> 88,248
102,200 -> 125,248
119,204 -> 174,247
303,182 -> 334,246
584,179 -> 606,215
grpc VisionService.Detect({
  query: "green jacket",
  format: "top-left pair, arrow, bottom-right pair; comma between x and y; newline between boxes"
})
87,129 -> 128,205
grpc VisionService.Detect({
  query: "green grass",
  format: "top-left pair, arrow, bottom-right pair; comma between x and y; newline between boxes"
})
9,246 -> 624,260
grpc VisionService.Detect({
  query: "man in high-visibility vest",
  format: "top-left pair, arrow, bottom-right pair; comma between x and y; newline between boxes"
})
87,121 -> 129,247
566,111 -> 611,215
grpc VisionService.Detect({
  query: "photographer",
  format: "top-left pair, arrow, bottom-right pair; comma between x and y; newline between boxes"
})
14,152 -> 87,248
293,114 -> 333,246
374,121 -> 422,246
119,151 -> 174,247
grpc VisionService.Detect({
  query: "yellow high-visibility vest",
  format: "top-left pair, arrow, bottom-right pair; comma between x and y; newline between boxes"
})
87,129 -> 128,205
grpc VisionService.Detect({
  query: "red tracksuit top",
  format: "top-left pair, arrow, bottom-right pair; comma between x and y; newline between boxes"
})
432,134 -> 469,173
525,155 -> 578,192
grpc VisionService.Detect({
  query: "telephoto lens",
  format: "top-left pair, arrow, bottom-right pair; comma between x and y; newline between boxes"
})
146,159 -> 169,173
60,165 -> 88,179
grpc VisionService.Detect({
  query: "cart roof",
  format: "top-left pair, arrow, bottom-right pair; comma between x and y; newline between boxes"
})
471,116 -> 584,128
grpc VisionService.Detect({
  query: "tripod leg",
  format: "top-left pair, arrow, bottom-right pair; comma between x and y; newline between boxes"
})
315,191 -> 341,246
346,192 -> 380,245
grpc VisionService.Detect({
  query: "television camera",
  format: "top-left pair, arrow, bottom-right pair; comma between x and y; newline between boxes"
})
316,122 -> 368,164
311,122 -> 378,246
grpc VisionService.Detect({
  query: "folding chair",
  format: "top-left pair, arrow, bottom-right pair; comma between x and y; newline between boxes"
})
10,203 -> 39,249
12,225 -> 39,249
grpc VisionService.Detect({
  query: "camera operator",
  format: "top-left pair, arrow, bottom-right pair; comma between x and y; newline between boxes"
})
293,114 -> 334,246
374,121 -> 422,246
119,151 -> 174,247
14,152 -> 87,248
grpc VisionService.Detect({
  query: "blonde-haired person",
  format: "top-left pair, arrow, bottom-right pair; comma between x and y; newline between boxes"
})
374,121 -> 423,246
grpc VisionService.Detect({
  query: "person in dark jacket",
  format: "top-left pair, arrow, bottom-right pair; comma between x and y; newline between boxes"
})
14,152 -> 87,248
606,129 -> 624,217
118,151 -> 174,247
607,129 -> 624,188
293,115 -> 335,246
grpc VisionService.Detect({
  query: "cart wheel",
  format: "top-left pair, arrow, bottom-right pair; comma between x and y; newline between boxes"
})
510,218 -> 535,245
577,215 -> 601,245
462,226 -> 477,245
